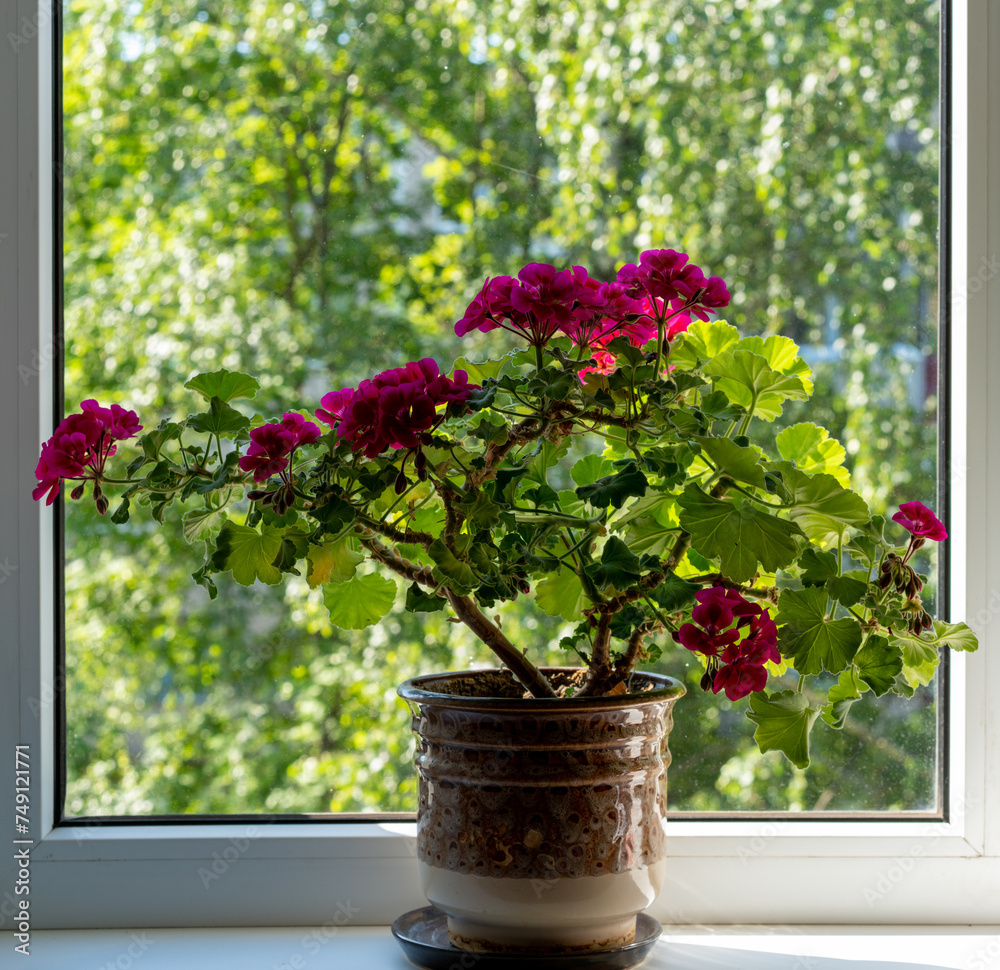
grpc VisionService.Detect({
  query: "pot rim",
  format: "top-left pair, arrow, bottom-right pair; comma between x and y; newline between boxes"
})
397,666 -> 685,710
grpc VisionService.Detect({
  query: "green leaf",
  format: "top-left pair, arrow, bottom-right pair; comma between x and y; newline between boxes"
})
306,534 -> 364,588
139,421 -> 182,461
570,454 -> 617,487
826,571 -> 870,608
669,319 -> 740,368
677,486 -> 804,583
428,539 -> 476,594
703,350 -> 810,422
797,548 -> 839,585
776,422 -> 850,487
821,669 -> 866,729
780,467 -> 871,544
187,397 -> 251,438
185,370 -> 260,403
588,537 -> 644,590
648,571 -> 701,612
746,690 -> 821,769
183,507 -> 228,544
734,335 -> 813,394
535,570 -> 586,620
323,573 -> 397,630
853,634 -> 903,696
311,495 -> 357,533
777,586 -> 863,675
459,491 -> 504,529
110,496 -> 132,525
929,619 -> 978,652
693,435 -> 767,488
404,583 -> 447,613
211,521 -> 283,586
576,461 -> 649,510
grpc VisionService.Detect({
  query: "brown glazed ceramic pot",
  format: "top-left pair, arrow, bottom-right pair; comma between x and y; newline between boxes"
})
397,667 -> 685,953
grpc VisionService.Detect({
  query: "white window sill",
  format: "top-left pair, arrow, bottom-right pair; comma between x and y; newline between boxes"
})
20,925 -> 1000,969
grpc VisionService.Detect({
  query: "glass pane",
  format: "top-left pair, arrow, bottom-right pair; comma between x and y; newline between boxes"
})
62,0 -> 941,815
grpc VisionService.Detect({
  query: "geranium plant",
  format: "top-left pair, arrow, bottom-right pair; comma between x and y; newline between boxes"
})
35,249 -> 977,767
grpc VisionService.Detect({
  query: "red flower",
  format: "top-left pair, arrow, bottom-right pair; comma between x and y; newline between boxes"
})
327,359 -> 476,459
674,586 -> 779,701
33,400 -> 142,508
617,249 -> 694,303
238,413 -> 321,483
892,501 -> 948,542
454,276 -> 517,337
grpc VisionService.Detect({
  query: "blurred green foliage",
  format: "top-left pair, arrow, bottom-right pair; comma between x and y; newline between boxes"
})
63,0 -> 941,815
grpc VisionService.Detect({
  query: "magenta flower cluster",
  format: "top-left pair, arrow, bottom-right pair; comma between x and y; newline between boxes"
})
238,413 -> 321,484
317,358 -> 475,459
33,400 -> 143,508
672,586 -> 780,700
454,250 -> 730,359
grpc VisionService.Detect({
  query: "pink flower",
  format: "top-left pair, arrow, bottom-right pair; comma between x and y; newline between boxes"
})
892,501 -> 948,542
713,655 -> 769,700
328,359 -> 476,459
673,586 -> 778,701
316,388 -> 354,429
455,276 -> 517,337
510,263 -> 582,332
617,249 -> 694,303
238,413 -> 321,483
690,275 -> 730,321
33,400 -> 142,508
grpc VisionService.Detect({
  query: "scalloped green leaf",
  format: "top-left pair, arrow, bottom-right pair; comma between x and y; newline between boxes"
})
775,422 -> 850,487
183,507 -> 228,544
570,454 -> 617,487
735,335 -> 813,394
588,537 -> 644,590
779,466 -> 871,545
777,586 -> 863,675
669,319 -> 740,368
853,634 -> 903,696
185,370 -> 260,403
821,669 -> 866,729
323,573 -> 397,630
746,690 -> 821,769
211,521 -> 283,586
576,461 -> 649,510
703,350 -> 810,422
187,397 -> 251,439
535,569 -> 586,620
693,435 -> 767,488
677,486 -> 804,583
306,534 -> 364,588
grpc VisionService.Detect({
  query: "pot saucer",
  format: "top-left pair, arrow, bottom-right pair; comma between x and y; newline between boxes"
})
391,906 -> 662,970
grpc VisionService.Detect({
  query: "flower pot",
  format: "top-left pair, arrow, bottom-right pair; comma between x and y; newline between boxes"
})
397,667 -> 685,954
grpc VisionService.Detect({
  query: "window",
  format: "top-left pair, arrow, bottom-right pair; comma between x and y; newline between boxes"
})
64,0 -> 944,818
3,0 -> 999,929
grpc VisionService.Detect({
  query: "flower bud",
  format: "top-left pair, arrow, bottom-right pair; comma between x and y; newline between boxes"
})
700,669 -> 714,692
70,483 -> 86,501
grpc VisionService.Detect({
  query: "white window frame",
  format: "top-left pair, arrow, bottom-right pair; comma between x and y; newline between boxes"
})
3,0 -> 998,930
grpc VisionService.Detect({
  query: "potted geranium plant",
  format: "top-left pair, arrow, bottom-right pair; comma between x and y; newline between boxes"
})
34,249 -> 976,959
